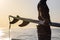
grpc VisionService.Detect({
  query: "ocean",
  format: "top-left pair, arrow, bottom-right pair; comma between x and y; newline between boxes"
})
0,27 -> 60,40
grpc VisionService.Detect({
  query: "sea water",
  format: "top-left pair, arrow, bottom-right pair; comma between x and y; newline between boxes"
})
0,27 -> 60,40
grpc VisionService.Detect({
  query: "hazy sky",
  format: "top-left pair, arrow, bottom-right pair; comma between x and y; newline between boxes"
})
0,0 -> 60,29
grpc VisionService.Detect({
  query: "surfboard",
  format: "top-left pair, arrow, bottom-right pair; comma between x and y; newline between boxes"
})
9,15 -> 60,27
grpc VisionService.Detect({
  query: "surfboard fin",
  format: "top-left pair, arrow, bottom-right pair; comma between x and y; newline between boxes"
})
19,21 -> 29,27
10,15 -> 19,24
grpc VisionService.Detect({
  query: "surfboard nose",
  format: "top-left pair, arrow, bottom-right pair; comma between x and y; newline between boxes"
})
9,15 -> 19,24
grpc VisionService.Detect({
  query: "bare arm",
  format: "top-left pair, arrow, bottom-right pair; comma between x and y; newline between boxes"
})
37,4 -> 44,20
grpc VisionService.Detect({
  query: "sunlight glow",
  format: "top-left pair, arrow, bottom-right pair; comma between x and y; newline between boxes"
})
0,38 -> 11,40
0,30 -> 4,37
0,0 -> 5,4
0,0 -> 6,8
4,38 -> 11,40
0,30 -> 11,40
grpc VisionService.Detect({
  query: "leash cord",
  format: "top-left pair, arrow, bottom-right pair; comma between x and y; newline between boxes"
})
9,16 -> 11,40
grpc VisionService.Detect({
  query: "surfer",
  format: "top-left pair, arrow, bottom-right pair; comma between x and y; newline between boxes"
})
37,0 -> 51,40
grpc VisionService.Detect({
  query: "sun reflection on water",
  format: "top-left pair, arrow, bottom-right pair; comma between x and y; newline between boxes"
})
0,30 -> 11,40
0,30 -> 5,37
0,38 -> 11,40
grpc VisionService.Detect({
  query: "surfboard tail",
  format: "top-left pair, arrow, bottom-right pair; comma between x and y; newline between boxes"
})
50,22 -> 60,27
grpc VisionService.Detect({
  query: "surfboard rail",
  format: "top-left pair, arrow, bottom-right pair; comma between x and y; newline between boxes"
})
9,15 -> 60,27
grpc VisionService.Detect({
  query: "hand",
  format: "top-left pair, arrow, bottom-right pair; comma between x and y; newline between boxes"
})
44,19 -> 50,24
38,20 -> 45,25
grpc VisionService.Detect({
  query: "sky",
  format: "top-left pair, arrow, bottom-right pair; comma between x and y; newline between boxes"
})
0,0 -> 60,29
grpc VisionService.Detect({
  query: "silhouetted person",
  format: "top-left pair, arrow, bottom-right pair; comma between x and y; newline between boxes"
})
9,0 -> 51,40
37,0 -> 51,40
